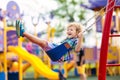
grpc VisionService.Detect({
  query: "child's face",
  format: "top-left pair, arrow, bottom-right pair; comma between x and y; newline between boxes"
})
67,26 -> 77,38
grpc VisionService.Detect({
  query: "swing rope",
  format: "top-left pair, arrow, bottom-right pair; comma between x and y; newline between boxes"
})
82,0 -> 120,33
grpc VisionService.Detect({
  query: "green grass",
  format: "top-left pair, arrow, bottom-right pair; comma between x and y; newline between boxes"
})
23,72 -> 120,80
24,66 -> 120,80
23,76 -> 120,80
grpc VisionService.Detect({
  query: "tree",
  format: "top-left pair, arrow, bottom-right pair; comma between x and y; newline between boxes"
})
52,0 -> 86,22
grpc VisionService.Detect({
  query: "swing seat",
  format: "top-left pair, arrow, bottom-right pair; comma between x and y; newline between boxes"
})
46,42 -> 72,61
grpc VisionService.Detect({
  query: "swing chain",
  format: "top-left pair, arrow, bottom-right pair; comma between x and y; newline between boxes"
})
82,0 -> 120,33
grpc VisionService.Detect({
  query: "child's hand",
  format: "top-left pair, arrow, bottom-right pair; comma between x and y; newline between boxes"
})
78,32 -> 83,38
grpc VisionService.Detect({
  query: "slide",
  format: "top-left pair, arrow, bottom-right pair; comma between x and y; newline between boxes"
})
8,46 -> 59,80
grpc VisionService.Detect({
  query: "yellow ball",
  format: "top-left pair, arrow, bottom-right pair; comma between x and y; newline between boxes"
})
11,62 -> 18,72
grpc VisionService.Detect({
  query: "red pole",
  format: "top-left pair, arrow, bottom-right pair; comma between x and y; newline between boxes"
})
106,64 -> 120,67
98,0 -> 115,80
109,34 -> 120,37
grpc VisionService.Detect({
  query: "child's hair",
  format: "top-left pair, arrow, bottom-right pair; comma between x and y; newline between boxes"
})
67,22 -> 83,34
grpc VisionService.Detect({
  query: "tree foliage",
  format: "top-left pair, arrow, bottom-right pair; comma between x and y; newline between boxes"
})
52,0 -> 86,22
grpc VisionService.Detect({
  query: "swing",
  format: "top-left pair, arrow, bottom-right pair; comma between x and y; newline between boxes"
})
46,42 -> 73,61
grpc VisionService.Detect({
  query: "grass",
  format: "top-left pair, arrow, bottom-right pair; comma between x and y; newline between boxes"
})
23,76 -> 120,80
23,66 -> 120,80
23,71 -> 120,80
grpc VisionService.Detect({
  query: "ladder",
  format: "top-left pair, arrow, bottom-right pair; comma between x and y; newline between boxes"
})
98,0 -> 120,80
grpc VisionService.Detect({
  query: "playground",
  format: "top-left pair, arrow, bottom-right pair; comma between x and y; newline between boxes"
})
0,0 -> 120,80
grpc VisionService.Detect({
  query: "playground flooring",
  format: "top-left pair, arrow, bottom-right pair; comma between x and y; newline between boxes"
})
23,75 -> 120,80
23,66 -> 120,80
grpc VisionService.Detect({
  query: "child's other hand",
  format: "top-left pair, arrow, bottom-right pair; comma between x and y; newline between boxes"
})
78,32 -> 83,38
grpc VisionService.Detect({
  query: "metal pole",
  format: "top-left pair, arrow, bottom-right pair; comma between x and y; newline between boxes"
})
98,0 -> 115,80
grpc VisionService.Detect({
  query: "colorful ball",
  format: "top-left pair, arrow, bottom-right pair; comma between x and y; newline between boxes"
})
11,62 -> 18,72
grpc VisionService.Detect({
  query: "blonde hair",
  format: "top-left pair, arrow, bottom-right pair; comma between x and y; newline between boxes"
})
67,22 -> 83,34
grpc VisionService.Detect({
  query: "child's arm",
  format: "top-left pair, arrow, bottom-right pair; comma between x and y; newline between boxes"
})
75,32 -> 83,52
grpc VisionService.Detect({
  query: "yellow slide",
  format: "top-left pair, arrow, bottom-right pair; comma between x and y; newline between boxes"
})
8,46 -> 59,80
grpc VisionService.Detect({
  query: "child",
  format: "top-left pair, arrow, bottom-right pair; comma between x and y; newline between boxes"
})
76,49 -> 87,80
63,49 -> 87,80
15,20 -> 83,61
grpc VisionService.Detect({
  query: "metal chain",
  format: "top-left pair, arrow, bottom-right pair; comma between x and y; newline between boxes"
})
83,0 -> 116,25
82,0 -> 120,33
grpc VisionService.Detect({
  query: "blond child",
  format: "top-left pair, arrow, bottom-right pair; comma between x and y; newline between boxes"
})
16,21 -> 83,61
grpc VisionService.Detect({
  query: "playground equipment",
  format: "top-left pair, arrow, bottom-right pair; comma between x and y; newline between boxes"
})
81,0 -> 120,79
0,24 -> 32,80
0,1 -> 32,80
0,20 -> 58,80
0,1 -> 25,80
96,0 -> 120,80
8,46 -> 59,79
